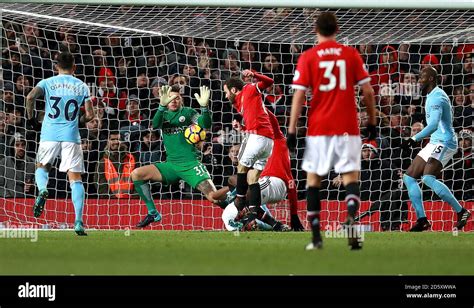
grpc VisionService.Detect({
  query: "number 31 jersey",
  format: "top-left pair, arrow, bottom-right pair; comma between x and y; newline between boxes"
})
37,74 -> 90,144
291,40 -> 370,136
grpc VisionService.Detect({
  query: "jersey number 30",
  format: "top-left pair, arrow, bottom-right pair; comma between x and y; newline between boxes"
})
48,96 -> 80,121
319,60 -> 347,92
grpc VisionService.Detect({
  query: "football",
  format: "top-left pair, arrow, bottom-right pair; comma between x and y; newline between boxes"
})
184,124 -> 206,144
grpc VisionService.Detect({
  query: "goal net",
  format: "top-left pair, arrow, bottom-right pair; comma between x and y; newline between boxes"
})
0,3 -> 473,231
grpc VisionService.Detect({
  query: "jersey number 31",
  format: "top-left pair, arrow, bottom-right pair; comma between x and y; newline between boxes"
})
319,60 -> 347,92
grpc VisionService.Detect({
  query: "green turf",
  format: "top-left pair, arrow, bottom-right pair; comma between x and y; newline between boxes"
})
0,231 -> 473,275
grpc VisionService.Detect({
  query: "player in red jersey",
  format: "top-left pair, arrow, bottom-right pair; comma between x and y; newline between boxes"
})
288,12 -> 377,250
223,70 -> 275,220
217,110 -> 304,231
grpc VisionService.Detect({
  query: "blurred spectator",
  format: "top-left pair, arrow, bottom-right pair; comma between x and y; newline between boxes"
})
2,46 -> 32,84
0,112 -> 11,159
120,94 -> 149,129
462,53 -> 473,85
264,84 -> 286,116
398,43 -> 420,73
420,54 -> 440,73
357,44 -> 378,72
14,75 -> 32,108
137,130 -> 162,165
220,49 -> 240,81
370,45 -> 399,92
222,144 -> 240,177
95,131 -> 136,198
262,53 -> 284,84
2,83 -> 15,111
239,41 -> 261,71
0,133 -> 35,198
399,71 -> 421,106
452,86 -> 472,130
81,135 -> 97,195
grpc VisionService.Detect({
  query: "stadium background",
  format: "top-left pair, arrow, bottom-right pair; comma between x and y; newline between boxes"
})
0,6 -> 472,232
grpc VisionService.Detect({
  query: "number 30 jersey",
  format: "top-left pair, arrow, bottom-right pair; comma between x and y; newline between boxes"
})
37,74 -> 90,144
291,40 -> 370,136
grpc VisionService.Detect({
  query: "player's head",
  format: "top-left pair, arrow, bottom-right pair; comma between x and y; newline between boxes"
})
57,51 -> 75,73
419,66 -> 438,91
315,12 -> 339,39
223,77 -> 245,104
168,84 -> 183,111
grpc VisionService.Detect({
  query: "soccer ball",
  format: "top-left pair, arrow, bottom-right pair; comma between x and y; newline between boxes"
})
184,124 -> 206,144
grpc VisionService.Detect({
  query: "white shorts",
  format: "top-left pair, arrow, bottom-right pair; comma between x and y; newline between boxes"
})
417,142 -> 457,167
302,135 -> 362,176
36,141 -> 85,173
238,133 -> 273,171
259,176 -> 287,204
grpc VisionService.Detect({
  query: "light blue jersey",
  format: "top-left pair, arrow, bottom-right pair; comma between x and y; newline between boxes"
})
37,74 -> 90,144
413,86 -> 457,149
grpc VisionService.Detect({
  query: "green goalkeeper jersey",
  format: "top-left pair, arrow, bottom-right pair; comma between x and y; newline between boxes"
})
152,106 -> 212,164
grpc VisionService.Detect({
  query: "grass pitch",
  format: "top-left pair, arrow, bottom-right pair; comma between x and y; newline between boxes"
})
1,231 -> 473,275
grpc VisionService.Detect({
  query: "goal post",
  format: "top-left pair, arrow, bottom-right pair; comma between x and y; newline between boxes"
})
0,2 -> 473,231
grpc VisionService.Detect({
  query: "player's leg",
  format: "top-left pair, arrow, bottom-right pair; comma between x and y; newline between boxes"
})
403,153 -> 430,232
302,136 -> 332,250
59,142 -> 87,236
33,163 -> 51,218
235,163 -> 250,210
421,154 -> 471,230
254,176 -> 289,231
33,141 -> 61,218
306,172 -> 323,249
131,163 -> 166,228
68,171 -> 87,236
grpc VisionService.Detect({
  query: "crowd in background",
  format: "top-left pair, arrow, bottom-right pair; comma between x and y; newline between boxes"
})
1,20 -> 472,212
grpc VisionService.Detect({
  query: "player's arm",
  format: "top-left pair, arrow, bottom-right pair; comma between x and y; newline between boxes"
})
26,86 -> 44,120
287,89 -> 305,150
80,98 -> 96,124
412,103 -> 442,142
242,70 -> 274,92
361,82 -> 377,140
193,86 -> 212,129
288,179 -> 304,231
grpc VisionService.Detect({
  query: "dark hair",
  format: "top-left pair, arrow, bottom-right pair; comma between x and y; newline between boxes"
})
108,130 -> 121,138
224,77 -> 245,91
57,51 -> 75,70
316,12 -> 339,37
170,84 -> 181,93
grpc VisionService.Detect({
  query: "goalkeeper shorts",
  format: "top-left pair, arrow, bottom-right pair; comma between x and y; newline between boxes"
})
154,160 -> 211,189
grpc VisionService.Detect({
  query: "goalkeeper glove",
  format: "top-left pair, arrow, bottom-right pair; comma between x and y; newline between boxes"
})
287,133 -> 297,152
194,86 -> 210,108
366,124 -> 377,141
401,137 -> 417,150
159,85 -> 178,107
290,214 -> 304,231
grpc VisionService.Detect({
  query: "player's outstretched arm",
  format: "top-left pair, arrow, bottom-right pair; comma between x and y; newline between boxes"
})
26,86 -> 44,120
243,70 -> 274,92
194,86 -> 212,129
412,108 -> 442,142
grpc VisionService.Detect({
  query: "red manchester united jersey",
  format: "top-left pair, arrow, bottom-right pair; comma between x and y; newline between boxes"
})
234,83 -> 274,140
292,40 -> 370,136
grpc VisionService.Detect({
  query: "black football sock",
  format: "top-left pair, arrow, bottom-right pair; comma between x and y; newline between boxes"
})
307,187 -> 321,242
344,182 -> 360,219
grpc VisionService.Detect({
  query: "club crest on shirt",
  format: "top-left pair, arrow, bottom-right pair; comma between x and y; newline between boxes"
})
179,116 -> 185,123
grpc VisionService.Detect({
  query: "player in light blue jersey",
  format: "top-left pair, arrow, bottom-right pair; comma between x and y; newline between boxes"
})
26,52 -> 95,236
402,66 -> 471,231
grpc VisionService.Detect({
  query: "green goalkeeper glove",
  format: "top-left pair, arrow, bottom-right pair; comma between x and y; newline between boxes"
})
159,85 -> 178,107
194,86 -> 210,108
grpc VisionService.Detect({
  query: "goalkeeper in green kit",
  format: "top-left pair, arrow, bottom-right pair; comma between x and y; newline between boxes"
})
132,84 -> 222,227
